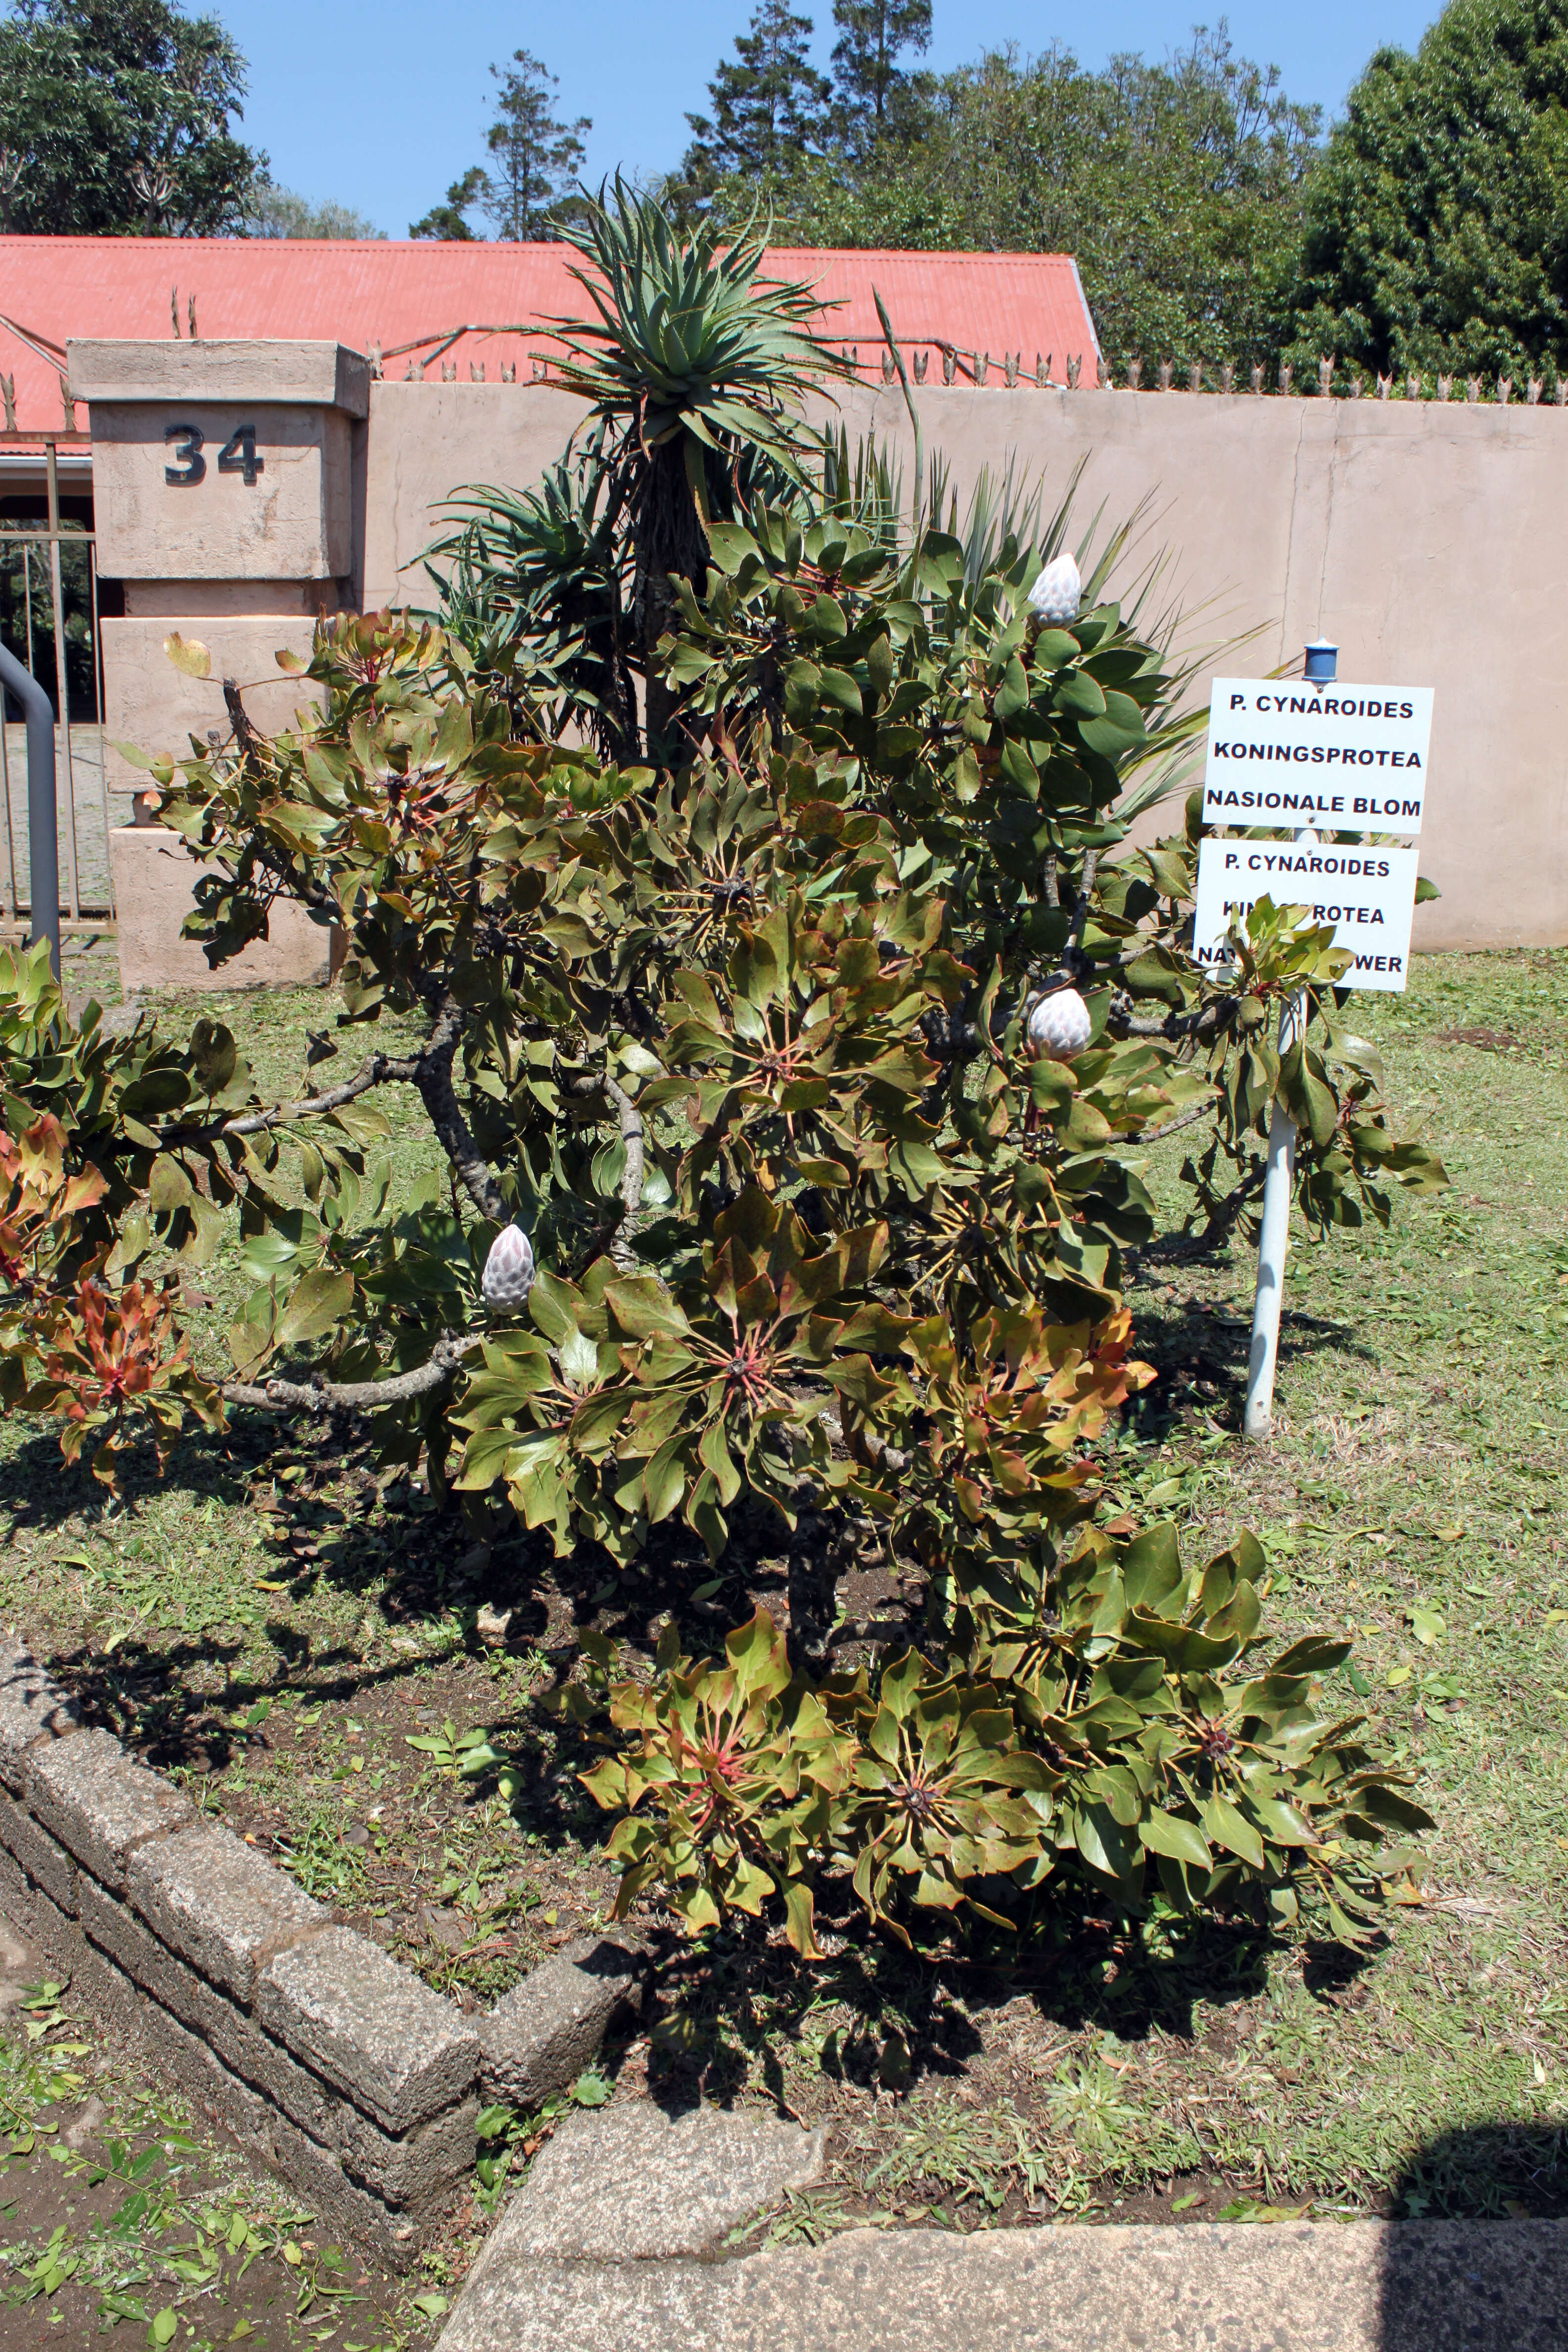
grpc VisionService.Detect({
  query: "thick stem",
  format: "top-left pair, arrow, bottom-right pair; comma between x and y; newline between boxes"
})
223,1331 -> 483,1418
1065,848 -> 1099,957
570,1070 -> 645,1274
602,1074 -> 645,1271
414,995 -> 508,1223
1147,1165 -> 1268,1264
169,1051 -> 421,1144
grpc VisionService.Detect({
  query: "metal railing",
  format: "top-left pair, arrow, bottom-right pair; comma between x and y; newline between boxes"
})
0,637 -> 58,978
0,432 -> 116,942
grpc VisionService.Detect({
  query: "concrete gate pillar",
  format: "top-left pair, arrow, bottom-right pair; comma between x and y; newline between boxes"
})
67,339 -> 369,992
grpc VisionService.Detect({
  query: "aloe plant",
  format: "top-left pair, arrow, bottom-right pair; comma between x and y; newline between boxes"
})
548,177 -> 850,751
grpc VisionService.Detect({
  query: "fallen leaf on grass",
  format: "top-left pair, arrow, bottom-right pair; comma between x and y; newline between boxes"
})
1214,2198 -> 1311,2223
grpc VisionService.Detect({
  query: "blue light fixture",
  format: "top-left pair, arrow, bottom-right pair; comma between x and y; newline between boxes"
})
1303,637 -> 1339,688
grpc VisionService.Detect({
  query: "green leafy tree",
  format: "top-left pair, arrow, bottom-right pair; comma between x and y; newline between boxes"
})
0,0 -> 261,237
409,166 -> 489,243
483,49 -> 590,242
829,0 -> 933,150
682,0 -> 832,189
0,184 -> 1443,1960
695,30 -> 1319,376
246,180 -> 384,240
1284,0 -> 1568,380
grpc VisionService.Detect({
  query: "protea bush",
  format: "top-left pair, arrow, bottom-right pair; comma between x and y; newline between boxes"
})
0,183 -> 1441,1958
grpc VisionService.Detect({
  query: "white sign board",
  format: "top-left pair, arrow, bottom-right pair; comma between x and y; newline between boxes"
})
1193,836 -> 1421,993
1203,678 -> 1434,834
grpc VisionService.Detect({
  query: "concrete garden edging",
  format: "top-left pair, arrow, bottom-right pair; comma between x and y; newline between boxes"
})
0,1636 -> 642,2263
436,2100 -> 1568,2351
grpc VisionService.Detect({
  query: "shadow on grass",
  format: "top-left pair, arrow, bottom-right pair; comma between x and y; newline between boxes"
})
1386,2121 -> 1568,2223
1378,2126 -> 1568,2351
627,1884 -> 1334,2122
1117,1263 -> 1371,1437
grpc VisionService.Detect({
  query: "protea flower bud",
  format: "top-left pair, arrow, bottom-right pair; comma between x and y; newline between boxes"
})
1028,551 -> 1081,625
1027,987 -> 1092,1060
482,1224 -> 536,1311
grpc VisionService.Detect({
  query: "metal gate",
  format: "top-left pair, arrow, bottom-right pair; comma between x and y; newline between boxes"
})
0,433 -> 115,941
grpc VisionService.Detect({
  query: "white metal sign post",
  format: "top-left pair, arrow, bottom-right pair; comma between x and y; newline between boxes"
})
1197,643 -> 1431,1439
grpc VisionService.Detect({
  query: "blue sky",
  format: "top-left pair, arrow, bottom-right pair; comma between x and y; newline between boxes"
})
216,1 -> 1444,237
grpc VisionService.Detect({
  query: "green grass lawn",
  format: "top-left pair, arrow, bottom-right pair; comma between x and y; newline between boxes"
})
1,942 -> 1564,2280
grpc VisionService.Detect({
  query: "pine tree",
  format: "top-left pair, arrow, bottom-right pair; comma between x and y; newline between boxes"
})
684,0 -> 831,182
483,50 -> 589,242
829,0 -> 932,146
409,166 -> 488,242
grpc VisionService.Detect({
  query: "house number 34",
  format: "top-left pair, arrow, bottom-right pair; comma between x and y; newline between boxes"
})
164,423 -> 264,487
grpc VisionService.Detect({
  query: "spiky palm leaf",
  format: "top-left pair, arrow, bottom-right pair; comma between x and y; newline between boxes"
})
549,176 -> 849,487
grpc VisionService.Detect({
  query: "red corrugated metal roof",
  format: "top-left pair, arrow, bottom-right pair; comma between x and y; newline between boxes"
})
0,237 -> 1099,430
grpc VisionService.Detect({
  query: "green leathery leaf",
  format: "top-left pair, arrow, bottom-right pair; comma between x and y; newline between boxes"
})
1054,670 -> 1106,719
643,1435 -> 687,1523
1245,1796 -> 1320,1848
1203,1795 -> 1266,1870
274,1265 -> 354,1351
818,667 -> 863,716
1138,1810 -> 1213,1871
603,1275 -> 689,1341
1073,1801 -> 1139,1884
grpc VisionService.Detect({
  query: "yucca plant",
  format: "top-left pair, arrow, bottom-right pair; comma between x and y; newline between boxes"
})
547,176 -> 851,750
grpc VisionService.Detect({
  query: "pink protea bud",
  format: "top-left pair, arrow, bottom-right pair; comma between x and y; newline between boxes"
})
1026,987 -> 1092,1060
482,1224 -> 536,1310
1028,551 -> 1081,625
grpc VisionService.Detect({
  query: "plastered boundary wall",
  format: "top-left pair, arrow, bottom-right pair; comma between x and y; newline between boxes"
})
70,338 -> 1568,954
361,379 -> 1568,954
0,1636 -> 640,2261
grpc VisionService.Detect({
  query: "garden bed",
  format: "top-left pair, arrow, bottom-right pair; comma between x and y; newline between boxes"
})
3,940 -> 1565,2268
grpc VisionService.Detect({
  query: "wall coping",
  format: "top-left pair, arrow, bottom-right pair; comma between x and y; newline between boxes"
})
68,339 -> 371,419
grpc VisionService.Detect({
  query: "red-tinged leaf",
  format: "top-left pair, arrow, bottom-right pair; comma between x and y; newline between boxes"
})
603,1275 -> 688,1340
988,1445 -> 1032,1496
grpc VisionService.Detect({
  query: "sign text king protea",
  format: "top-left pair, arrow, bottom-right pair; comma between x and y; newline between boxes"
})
1202,677 -> 1434,835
